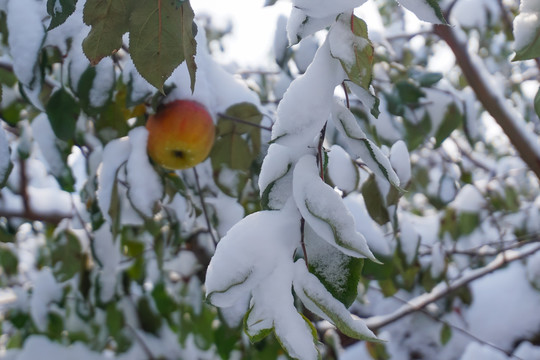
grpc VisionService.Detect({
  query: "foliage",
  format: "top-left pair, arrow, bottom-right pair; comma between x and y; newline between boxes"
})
1,0 -> 540,359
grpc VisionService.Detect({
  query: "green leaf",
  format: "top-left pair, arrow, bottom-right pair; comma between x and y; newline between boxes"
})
434,103 -> 463,147
50,230 -> 83,281
45,88 -> 80,141
0,126 -> 12,189
82,0 -> 132,65
129,0 -> 197,92
418,72 -> 443,87
0,245 -> 18,276
440,323 -> 452,345
294,261 -> 381,343
137,297 -> 162,335
396,80 -> 425,104
47,0 -> 77,30
403,112 -> 431,150
212,136 -> 252,171
243,306 -> 273,343
332,15 -> 374,90
535,87 -> 540,118
305,224 -> 363,307
362,174 -> 390,225
152,283 -> 176,318
106,302 -> 125,337
513,26 -> 540,61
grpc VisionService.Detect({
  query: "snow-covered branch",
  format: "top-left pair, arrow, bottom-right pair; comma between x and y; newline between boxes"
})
365,243 -> 540,331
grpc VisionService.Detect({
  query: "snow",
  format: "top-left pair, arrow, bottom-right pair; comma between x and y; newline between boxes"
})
89,58 -> 115,108
450,184 -> 486,213
272,39 -> 344,149
6,0 -> 44,87
293,154 -> 377,261
286,7 -> 335,46
30,114 -> 65,178
430,242 -> 445,278
205,194 -> 245,237
29,268 -> 62,332
294,36 -> 319,73
93,225 -> 120,303
514,342 -> 540,359
328,14 -> 370,65
205,202 -> 300,307
126,127 -> 163,217
514,2 -> 540,52
292,0 -> 367,19
526,250 -> 540,289
258,143 -> 296,209
398,213 -> 421,264
390,140 -> 411,186
96,136 -> 131,224
9,336 -> 106,360
327,144 -> 358,193
397,0 -> 443,24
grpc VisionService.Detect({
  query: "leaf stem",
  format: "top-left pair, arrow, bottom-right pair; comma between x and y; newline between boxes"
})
192,167 -> 217,246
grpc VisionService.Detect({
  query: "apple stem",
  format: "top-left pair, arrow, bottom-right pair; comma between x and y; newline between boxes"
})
192,167 -> 217,246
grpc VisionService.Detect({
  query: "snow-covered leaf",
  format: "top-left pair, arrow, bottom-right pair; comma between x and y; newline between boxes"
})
0,124 -> 12,189
125,127 -> 163,217
293,155 -> 377,261
205,205 -> 300,307
513,1 -> 540,61
327,144 -> 359,194
129,0 -> 197,92
245,262 -> 320,360
97,137 -> 131,224
293,260 -> 380,342
7,0 -> 45,88
259,144 -> 296,210
396,0 -> 446,24
329,14 -> 373,90
47,0 -> 78,30
332,101 -> 400,188
305,223 -> 363,307
287,8 -> 335,45
292,0 -> 367,19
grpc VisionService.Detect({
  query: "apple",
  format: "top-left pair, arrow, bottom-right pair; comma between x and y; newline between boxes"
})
146,100 -> 215,170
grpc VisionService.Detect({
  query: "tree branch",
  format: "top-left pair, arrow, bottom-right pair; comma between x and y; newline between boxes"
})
365,243 -> 540,331
433,25 -> 540,180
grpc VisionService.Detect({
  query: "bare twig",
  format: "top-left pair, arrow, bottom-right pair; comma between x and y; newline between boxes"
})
192,167 -> 217,246
217,112 -> 273,132
126,324 -> 156,360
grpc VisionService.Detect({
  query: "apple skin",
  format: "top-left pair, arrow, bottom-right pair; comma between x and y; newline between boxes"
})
146,100 -> 215,170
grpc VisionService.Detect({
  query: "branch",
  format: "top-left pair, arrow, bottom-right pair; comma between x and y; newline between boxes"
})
433,25 -> 540,180
365,243 -> 540,331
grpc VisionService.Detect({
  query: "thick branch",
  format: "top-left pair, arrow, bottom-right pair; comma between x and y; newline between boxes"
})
433,25 -> 540,180
365,243 -> 540,331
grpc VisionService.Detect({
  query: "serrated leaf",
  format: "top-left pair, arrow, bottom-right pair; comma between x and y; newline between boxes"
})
534,87 -> 540,118
82,0 -> 132,65
305,224 -> 363,307
47,0 -> 77,30
45,88 -> 80,141
434,103 -> 463,147
362,174 -> 390,225
330,15 -> 374,90
129,0 -> 197,92
293,260 -> 380,342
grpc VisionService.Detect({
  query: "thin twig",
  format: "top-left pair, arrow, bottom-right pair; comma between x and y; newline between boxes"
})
365,243 -> 540,331
217,112 -> 273,131
126,323 -> 156,360
300,217 -> 308,268
316,123 -> 327,181
368,286 -> 523,359
192,167 -> 217,246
